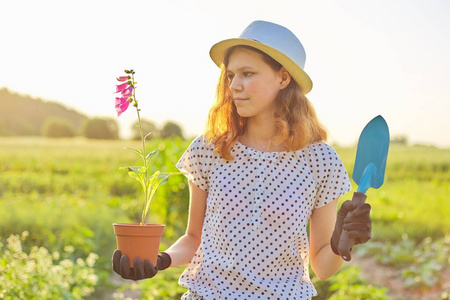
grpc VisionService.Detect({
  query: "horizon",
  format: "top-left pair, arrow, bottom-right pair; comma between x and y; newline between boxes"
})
2,86 -> 445,149
1,0 -> 449,148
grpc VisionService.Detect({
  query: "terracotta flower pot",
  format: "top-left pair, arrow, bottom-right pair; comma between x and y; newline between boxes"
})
113,223 -> 165,267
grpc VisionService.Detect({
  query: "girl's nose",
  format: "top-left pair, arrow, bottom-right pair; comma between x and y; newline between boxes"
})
229,76 -> 242,92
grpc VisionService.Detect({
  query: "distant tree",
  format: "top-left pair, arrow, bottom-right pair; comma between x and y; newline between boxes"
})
160,121 -> 184,139
131,119 -> 159,140
391,135 -> 408,145
83,118 -> 119,139
42,117 -> 76,138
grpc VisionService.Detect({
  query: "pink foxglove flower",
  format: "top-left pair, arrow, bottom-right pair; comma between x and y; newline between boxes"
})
115,82 -> 129,93
115,97 -> 130,116
121,86 -> 133,98
114,75 -> 134,116
117,76 -> 129,82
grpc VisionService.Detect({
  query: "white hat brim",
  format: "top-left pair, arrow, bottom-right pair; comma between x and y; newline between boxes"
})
210,38 -> 313,94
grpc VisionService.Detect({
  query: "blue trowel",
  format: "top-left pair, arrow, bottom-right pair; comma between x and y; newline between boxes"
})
338,115 -> 390,261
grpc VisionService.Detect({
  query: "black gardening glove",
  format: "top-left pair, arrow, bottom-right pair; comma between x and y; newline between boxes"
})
112,250 -> 171,281
330,200 -> 372,257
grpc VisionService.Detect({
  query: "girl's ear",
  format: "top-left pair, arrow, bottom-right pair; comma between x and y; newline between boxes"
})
279,67 -> 292,89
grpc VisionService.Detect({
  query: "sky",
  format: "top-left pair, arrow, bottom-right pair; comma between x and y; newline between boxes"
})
1,0 -> 449,147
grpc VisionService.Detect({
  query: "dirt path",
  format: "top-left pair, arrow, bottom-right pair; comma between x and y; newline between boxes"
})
98,276 -> 141,300
351,256 -> 450,300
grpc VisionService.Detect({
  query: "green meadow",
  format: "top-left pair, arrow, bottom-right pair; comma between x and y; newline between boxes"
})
0,137 -> 449,299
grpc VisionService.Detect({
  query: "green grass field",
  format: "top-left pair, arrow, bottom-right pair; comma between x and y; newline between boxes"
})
337,144 -> 450,241
0,137 -> 449,299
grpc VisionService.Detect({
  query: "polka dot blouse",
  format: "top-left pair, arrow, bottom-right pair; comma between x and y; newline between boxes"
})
176,136 -> 351,300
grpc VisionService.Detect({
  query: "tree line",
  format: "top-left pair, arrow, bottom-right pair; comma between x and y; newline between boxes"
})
0,88 -> 184,139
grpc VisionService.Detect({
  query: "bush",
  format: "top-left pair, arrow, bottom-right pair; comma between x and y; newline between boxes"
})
0,232 -> 98,300
83,118 -> 119,139
160,121 -> 183,139
130,119 -> 159,140
42,117 -> 76,138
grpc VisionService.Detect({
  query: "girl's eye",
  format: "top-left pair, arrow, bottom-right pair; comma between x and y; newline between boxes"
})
243,72 -> 253,77
226,73 -> 235,81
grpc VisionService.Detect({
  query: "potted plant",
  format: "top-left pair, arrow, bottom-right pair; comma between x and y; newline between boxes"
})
113,69 -> 181,267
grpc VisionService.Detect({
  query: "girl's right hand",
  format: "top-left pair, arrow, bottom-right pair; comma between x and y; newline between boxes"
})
112,250 -> 171,281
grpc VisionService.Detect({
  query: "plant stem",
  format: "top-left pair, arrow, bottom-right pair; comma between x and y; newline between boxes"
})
132,74 -> 148,226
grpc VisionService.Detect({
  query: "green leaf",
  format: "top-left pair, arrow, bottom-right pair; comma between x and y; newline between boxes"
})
140,170 -> 184,224
142,172 -> 174,222
124,147 -> 142,157
146,148 -> 159,162
148,171 -> 169,190
149,172 -> 184,191
126,166 -> 147,174
144,132 -> 154,141
156,172 -> 171,187
124,166 -> 147,181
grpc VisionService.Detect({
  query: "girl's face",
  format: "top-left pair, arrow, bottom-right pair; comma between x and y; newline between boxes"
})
226,47 -> 287,119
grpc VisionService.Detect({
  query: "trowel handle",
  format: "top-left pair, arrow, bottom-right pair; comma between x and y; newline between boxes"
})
338,192 -> 367,261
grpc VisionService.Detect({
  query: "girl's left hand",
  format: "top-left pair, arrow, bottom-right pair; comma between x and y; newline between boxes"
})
330,201 -> 372,256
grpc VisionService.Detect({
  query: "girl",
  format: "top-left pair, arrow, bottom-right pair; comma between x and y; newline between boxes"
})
113,20 -> 372,299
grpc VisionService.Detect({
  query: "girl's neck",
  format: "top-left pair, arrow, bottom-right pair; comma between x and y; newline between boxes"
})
239,116 -> 286,152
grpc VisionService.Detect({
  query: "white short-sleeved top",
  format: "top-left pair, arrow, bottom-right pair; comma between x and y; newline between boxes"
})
176,136 -> 351,300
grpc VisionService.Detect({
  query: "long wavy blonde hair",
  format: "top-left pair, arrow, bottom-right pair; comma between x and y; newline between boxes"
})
205,46 -> 327,160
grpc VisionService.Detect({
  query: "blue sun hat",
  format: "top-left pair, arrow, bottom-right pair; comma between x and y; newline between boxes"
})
210,20 -> 313,94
